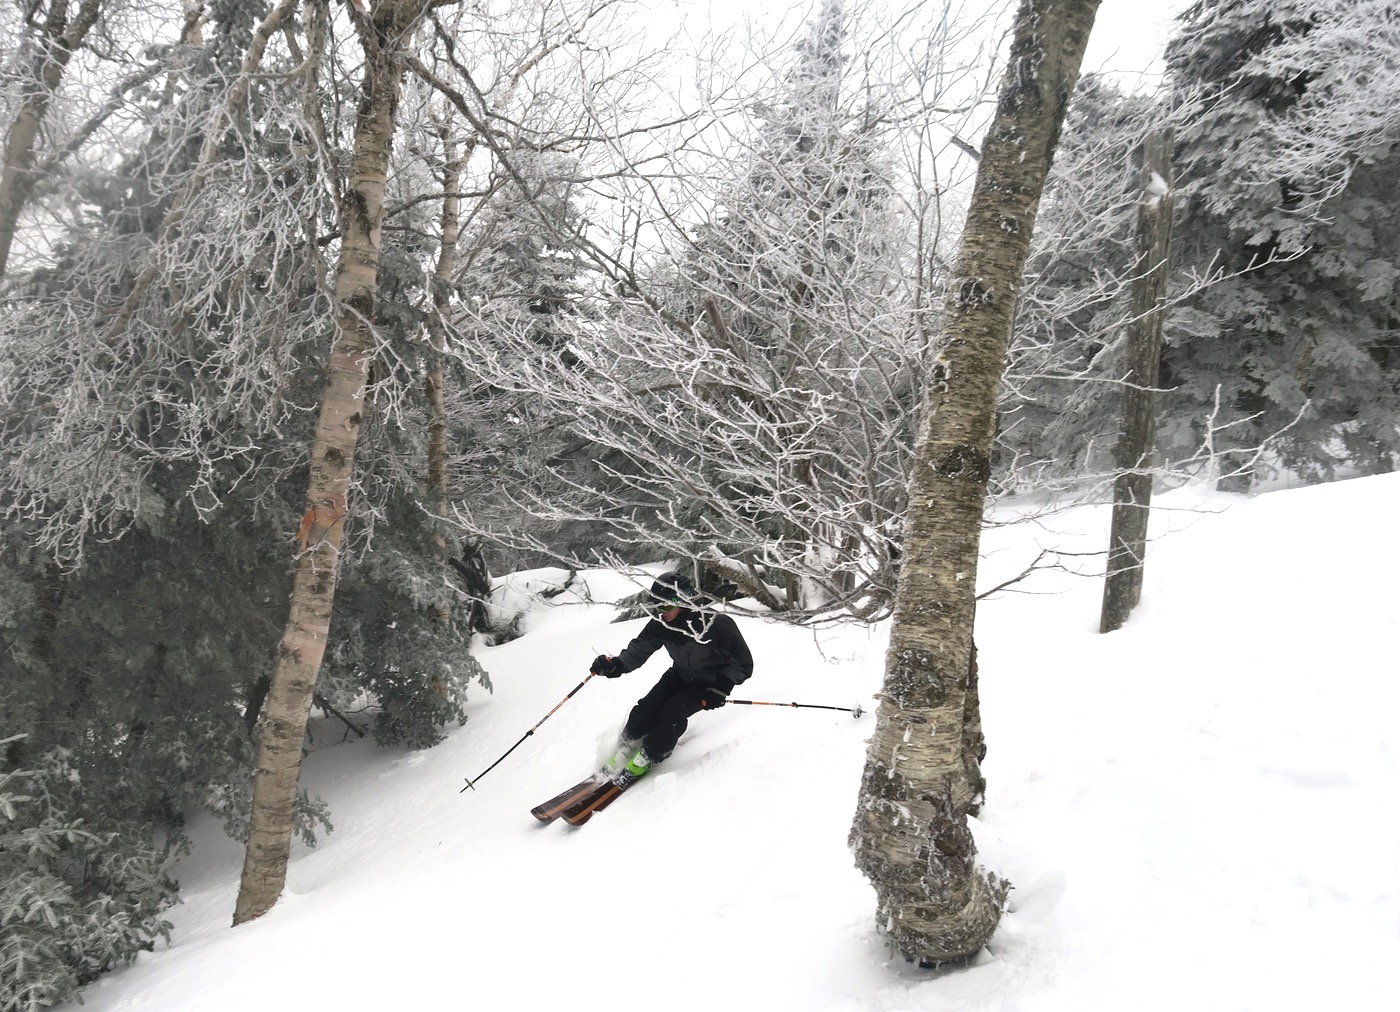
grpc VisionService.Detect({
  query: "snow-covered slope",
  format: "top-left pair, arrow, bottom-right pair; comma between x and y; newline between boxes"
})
62,475 -> 1400,1011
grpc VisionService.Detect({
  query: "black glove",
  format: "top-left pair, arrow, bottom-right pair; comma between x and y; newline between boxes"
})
591,654 -> 623,678
700,686 -> 729,709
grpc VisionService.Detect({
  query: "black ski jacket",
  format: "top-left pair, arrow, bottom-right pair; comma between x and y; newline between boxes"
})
614,610 -> 753,690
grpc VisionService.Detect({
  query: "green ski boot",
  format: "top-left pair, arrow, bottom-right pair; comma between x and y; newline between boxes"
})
603,737 -> 641,777
612,749 -> 652,787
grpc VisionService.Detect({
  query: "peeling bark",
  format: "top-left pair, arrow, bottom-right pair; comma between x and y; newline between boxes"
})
233,0 -> 432,927
850,0 -> 1099,967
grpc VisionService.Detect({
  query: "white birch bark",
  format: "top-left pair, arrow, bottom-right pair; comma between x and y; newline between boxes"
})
233,0 -> 434,927
850,0 -> 1100,967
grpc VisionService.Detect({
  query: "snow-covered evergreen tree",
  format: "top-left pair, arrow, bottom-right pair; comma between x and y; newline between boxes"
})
1,0 -> 490,977
1001,0 -> 1400,490
679,0 -> 912,608
999,76 -> 1163,487
0,746 -> 177,1011
1161,0 -> 1400,485
443,143 -> 617,576
450,0 -> 952,616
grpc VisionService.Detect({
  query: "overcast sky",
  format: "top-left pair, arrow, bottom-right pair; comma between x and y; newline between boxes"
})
1083,0 -> 1190,86
684,0 -> 1190,89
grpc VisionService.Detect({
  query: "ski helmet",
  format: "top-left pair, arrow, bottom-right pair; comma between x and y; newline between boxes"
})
648,571 -> 695,611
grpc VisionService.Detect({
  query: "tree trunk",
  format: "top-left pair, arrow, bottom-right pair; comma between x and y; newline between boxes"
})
233,0 -> 430,927
243,674 -> 270,736
850,0 -> 1099,967
1216,437 -> 1261,494
1100,130 -> 1174,634
961,634 -> 987,812
425,124 -> 465,627
0,0 -> 102,278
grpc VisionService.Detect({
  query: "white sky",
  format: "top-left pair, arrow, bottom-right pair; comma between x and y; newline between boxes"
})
684,0 -> 1190,87
1081,0 -> 1191,88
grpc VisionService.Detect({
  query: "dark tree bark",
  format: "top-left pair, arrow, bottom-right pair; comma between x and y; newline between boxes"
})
850,0 -> 1100,967
1101,130 -> 1175,634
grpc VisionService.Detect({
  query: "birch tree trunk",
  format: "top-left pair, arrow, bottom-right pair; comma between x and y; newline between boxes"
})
849,0 -> 1099,966
1100,130 -> 1174,634
0,0 -> 102,277
234,0 -> 432,927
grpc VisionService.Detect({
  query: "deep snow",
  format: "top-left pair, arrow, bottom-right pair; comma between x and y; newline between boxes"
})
60,474 -> 1399,1011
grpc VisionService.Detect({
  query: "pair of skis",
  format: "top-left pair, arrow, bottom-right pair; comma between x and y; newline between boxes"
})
531,774 -> 633,826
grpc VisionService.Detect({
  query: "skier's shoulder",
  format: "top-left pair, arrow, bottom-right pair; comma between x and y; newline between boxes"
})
710,603 -> 749,628
624,618 -> 670,653
703,609 -> 747,641
708,610 -> 739,631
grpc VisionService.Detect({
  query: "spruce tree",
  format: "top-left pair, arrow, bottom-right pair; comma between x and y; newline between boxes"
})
446,145 -> 609,574
1000,0 -> 1400,490
681,0 -> 911,609
1,0 -> 488,959
999,76 -> 1162,486
1162,0 -> 1400,485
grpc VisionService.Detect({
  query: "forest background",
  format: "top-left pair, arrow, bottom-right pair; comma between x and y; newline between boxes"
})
2,0 -> 1397,1007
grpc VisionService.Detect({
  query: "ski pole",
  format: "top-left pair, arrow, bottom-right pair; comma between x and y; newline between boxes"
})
727,698 -> 864,719
461,672 -> 597,792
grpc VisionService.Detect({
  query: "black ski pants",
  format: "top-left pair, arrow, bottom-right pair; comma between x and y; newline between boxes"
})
622,668 -> 718,762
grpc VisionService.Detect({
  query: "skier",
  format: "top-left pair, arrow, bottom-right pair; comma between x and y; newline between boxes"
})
590,571 -> 753,787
